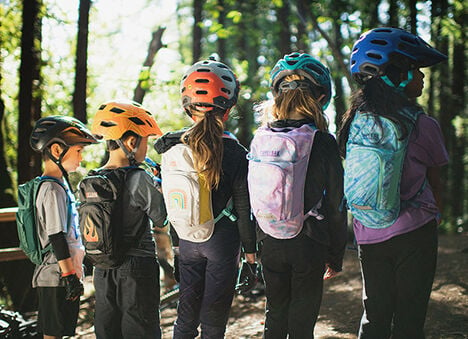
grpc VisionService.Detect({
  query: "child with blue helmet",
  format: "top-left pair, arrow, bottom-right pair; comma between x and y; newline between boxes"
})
338,27 -> 449,338
249,52 -> 347,338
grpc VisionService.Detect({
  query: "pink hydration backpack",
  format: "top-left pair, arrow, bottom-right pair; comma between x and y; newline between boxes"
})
247,124 -> 323,239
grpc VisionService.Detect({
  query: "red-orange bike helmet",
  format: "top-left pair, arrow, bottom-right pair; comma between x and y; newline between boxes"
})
91,100 -> 162,140
180,58 -> 240,121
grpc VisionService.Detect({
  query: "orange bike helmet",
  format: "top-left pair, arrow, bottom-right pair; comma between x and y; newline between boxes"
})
180,59 -> 240,121
91,101 -> 162,140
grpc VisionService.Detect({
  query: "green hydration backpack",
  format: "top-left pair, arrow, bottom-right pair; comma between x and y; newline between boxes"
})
343,107 -> 423,228
78,167 -> 144,269
16,176 -> 66,265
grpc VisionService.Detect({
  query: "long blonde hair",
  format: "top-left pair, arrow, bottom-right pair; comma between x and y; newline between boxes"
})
262,74 -> 329,132
182,106 -> 225,189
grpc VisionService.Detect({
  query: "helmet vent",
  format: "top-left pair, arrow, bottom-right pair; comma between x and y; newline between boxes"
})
110,107 -> 125,114
221,88 -> 231,94
100,121 -> 117,127
287,60 -> 298,65
41,120 -> 56,127
146,119 -> 154,127
366,52 -> 382,60
98,104 -> 106,110
374,28 -> 392,33
217,64 -> 228,69
221,75 -> 233,82
197,68 -> 211,73
196,90 -> 208,95
195,79 -> 210,83
370,39 -> 388,46
400,35 -> 417,45
128,117 -> 145,125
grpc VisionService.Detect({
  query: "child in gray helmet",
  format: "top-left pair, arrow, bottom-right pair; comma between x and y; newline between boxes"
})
28,116 -> 97,338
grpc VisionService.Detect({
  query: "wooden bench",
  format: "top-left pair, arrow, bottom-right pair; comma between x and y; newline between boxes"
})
0,207 -> 27,262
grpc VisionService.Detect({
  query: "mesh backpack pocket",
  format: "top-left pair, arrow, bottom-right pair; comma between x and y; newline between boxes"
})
247,124 -> 319,239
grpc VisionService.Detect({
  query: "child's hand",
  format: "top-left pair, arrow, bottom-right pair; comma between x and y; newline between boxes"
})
323,264 -> 339,280
63,273 -> 84,301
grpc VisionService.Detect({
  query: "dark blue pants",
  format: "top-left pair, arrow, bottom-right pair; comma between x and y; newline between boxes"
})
261,233 -> 326,339
173,225 -> 241,339
94,256 -> 161,339
358,220 -> 438,339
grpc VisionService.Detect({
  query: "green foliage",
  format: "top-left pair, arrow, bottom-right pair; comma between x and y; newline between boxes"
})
0,0 -> 465,233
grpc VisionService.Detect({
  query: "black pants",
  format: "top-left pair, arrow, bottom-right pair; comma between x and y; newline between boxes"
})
94,256 -> 161,339
261,233 -> 326,339
358,220 -> 438,339
173,225 -> 241,339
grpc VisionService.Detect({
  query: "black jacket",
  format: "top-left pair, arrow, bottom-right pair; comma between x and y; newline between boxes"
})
256,119 -> 347,272
154,131 -> 257,253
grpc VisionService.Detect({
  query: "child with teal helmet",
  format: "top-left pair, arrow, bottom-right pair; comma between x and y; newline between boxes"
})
249,52 -> 347,338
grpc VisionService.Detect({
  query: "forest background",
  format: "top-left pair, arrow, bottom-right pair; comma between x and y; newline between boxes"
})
0,0 -> 465,311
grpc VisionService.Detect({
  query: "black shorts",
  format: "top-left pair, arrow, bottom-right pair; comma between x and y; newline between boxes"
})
37,286 -> 80,336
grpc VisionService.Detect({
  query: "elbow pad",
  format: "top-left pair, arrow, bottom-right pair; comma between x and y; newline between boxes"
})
48,232 -> 71,260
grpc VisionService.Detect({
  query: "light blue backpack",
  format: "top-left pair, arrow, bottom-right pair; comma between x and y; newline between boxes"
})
344,108 -> 422,228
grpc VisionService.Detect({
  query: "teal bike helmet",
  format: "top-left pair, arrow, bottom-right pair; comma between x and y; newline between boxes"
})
350,27 -> 447,86
270,52 -> 332,110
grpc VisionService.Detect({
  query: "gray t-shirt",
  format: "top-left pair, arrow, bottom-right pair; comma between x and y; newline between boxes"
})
32,180 -> 85,287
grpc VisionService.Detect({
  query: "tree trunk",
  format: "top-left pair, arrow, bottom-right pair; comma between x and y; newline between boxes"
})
295,15 -> 308,52
360,0 -> 380,30
277,1 -> 291,55
388,0 -> 398,27
73,0 -> 91,123
18,0 -> 42,184
450,7 -> 465,225
217,0 -> 227,62
133,27 -> 166,104
192,0 -> 203,63
407,0 -> 417,34
234,0 -> 257,147
331,20 -> 346,128
0,96 -> 15,208
295,0 -> 354,90
430,0 -> 452,223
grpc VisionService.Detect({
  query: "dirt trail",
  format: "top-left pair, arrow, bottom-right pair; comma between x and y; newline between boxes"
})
161,233 -> 468,339
77,233 -> 468,338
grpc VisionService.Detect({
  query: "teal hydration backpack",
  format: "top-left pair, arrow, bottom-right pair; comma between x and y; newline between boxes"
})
16,177 -> 66,265
343,108 -> 422,228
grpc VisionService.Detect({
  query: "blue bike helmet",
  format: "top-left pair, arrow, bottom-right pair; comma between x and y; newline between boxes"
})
270,52 -> 332,110
350,27 -> 447,84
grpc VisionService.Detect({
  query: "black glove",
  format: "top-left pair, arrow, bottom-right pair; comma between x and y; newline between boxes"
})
235,260 -> 258,295
63,274 -> 84,301
173,255 -> 180,283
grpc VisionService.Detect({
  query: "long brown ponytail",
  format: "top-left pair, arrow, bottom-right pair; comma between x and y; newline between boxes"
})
182,107 -> 225,189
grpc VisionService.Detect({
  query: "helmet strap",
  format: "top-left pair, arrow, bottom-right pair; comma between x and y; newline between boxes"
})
381,69 -> 413,92
45,146 -> 73,191
116,136 -> 142,166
